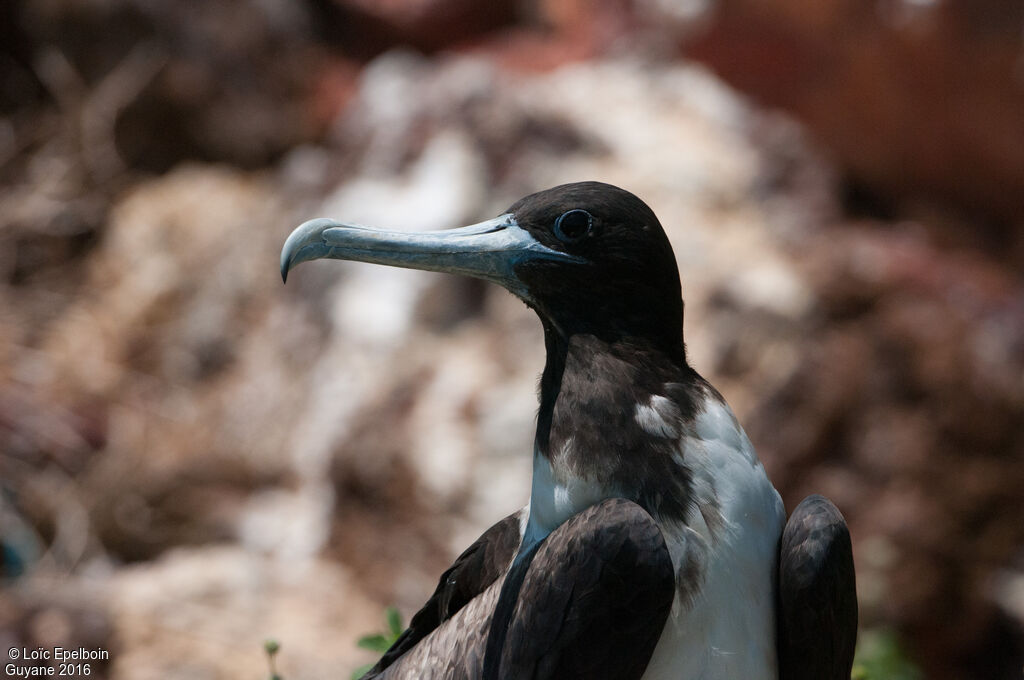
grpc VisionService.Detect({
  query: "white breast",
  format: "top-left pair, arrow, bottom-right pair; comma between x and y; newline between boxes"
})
642,397 -> 785,680
522,438 -> 615,550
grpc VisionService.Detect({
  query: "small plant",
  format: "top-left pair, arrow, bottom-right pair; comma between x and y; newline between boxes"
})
851,629 -> 922,680
264,639 -> 282,680
351,607 -> 404,680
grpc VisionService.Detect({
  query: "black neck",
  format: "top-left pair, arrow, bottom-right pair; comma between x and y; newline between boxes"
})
536,320 -> 568,455
534,321 -> 690,458
533,322 -> 701,524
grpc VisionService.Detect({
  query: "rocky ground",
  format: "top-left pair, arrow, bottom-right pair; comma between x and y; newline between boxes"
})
2,2 -> 1022,679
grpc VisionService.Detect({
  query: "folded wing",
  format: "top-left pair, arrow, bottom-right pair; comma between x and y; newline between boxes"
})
777,494 -> 858,680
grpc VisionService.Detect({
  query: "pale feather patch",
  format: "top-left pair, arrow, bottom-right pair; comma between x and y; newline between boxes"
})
523,444 -> 615,550
517,504 -> 530,541
635,394 -> 682,438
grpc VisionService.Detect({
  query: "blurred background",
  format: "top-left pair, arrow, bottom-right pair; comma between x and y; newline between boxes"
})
1,1 -> 1023,678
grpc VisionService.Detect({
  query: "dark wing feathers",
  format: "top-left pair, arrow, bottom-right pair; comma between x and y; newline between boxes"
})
362,511 -> 523,678
494,498 -> 674,680
368,498 -> 674,680
437,512 -> 524,619
777,494 -> 858,680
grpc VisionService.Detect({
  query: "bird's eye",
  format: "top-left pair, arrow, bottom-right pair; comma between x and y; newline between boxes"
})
554,209 -> 592,242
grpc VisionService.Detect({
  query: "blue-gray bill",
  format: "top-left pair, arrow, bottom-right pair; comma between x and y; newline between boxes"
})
279,214 -> 581,299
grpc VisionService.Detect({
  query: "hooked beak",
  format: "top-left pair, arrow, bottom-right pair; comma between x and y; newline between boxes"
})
280,214 -> 582,298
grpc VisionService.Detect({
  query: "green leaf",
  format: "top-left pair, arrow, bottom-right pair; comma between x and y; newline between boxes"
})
352,605 -> 405,677
357,634 -> 391,651
852,629 -> 922,680
386,606 -> 403,637
351,663 -> 374,680
264,639 -> 280,656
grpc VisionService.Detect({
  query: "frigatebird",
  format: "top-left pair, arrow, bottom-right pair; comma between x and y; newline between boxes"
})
280,182 -> 857,680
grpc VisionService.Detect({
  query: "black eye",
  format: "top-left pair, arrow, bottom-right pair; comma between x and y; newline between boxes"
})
554,209 -> 592,242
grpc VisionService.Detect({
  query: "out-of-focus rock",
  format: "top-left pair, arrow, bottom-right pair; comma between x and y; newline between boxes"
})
740,224 -> 1024,680
325,0 -> 518,53
107,547 -> 380,679
23,166 -> 302,562
684,0 -> 1024,234
8,0 -> 329,174
1,547 -> 381,680
0,0 -> 344,360
114,0 -> 325,170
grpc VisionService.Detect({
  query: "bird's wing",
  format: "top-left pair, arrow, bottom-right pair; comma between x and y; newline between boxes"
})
487,498 -> 675,680
777,494 -> 858,680
361,509 -> 524,678
371,498 -> 675,680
